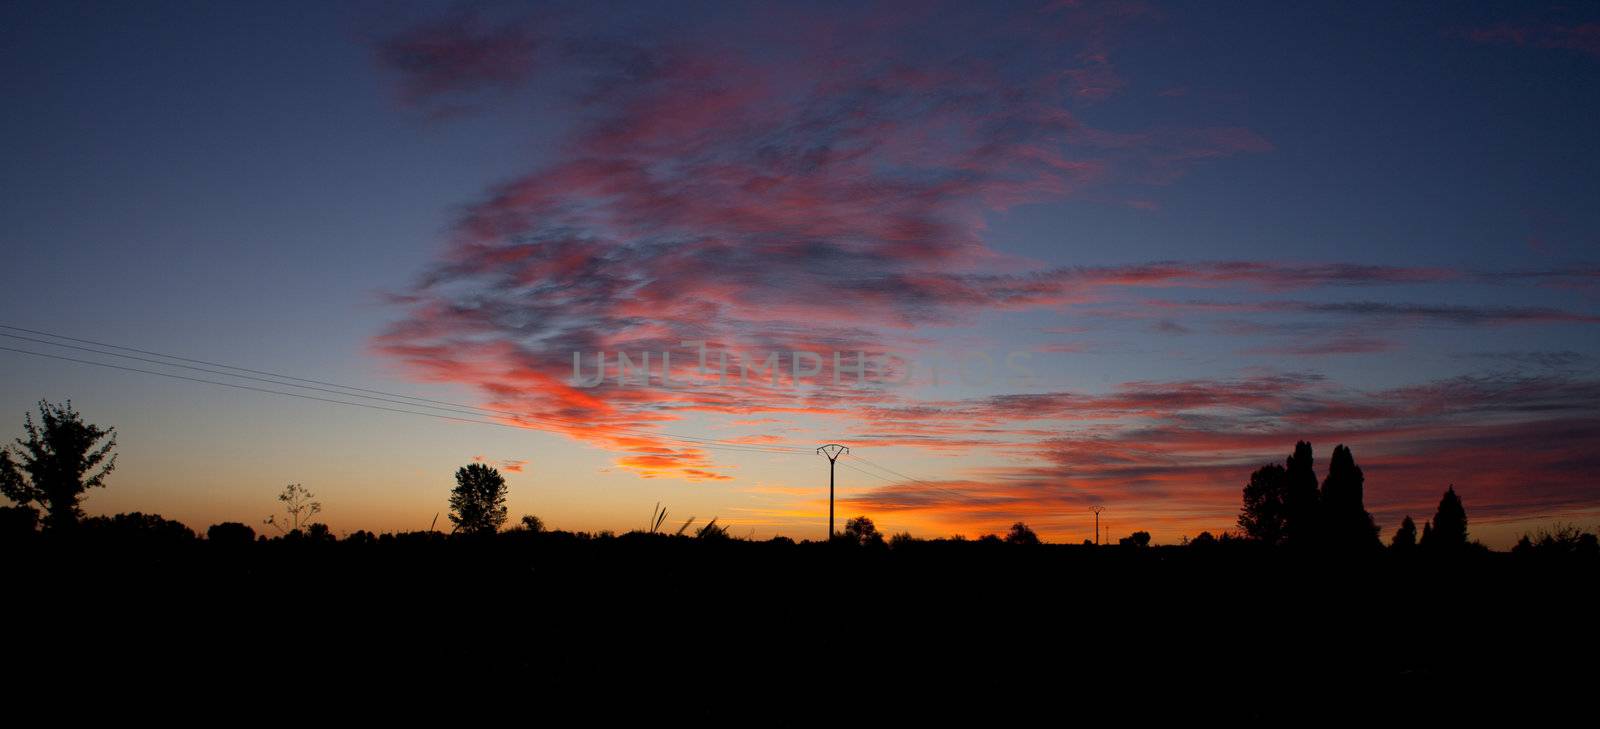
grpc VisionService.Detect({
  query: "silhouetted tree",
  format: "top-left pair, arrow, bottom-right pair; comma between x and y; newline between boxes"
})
841,515 -> 883,545
519,514 -> 544,533
206,521 -> 255,545
1320,444 -> 1379,550
1119,531 -> 1151,548
449,463 -> 508,535
0,399 -> 117,530
1421,486 -> 1467,551
264,483 -> 320,535
889,531 -> 916,548
1238,463 -> 1288,544
80,512 -> 194,545
1390,516 -> 1417,552
305,522 -> 336,543
1282,441 -> 1320,545
1189,531 -> 1218,547
1513,523 -> 1598,559
1005,522 -> 1040,545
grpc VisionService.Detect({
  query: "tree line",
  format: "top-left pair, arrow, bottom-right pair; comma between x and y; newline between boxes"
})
1236,440 -> 1484,555
2,399 -> 1596,559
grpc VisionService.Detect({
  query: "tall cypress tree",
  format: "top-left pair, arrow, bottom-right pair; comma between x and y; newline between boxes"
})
1320,444 -> 1379,550
1422,486 -> 1467,551
1390,516 -> 1417,551
1282,441 -> 1320,546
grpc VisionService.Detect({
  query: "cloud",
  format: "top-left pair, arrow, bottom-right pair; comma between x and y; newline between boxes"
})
1450,23 -> 1600,58
840,370 -> 1600,541
372,2 -> 1280,479
1157,299 -> 1600,326
375,11 -> 543,114
367,2 -> 1600,542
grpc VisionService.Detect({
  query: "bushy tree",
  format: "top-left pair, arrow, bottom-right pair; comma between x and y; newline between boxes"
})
449,463 -> 508,535
1004,521 -> 1040,545
519,514 -> 544,533
840,515 -> 883,545
1238,463 -> 1288,544
1119,531 -> 1152,548
206,521 -> 255,545
0,400 -> 117,530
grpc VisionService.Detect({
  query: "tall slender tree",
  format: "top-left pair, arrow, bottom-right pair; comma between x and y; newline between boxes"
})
1421,486 -> 1467,551
1282,441 -> 1320,545
1320,444 -> 1379,549
0,400 -> 117,530
1390,516 -> 1417,551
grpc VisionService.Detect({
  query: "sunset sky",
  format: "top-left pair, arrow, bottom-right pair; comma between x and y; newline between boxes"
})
2,0 -> 1597,546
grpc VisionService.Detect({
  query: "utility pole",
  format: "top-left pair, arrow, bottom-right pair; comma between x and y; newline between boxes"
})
1090,505 -> 1105,545
817,444 -> 848,540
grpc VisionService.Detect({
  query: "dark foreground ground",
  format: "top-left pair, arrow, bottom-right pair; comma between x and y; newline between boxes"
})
7,532 -> 1596,711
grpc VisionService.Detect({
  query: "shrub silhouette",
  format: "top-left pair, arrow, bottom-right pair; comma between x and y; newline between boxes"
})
1005,522 -> 1040,545
0,399 -> 117,530
206,521 -> 255,545
1512,523 -> 1598,559
449,463 -> 508,535
519,514 -> 545,533
80,512 -> 195,545
1118,531 -> 1151,548
695,517 -> 730,540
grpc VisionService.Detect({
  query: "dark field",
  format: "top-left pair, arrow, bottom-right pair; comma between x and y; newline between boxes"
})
11,530 -> 1596,710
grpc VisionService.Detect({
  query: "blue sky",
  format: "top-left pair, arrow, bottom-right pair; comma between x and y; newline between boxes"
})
2,1 -> 1596,545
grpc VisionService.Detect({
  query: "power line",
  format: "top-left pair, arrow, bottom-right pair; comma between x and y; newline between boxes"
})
0,344 -> 803,458
848,453 -> 972,500
838,460 -> 972,501
0,324 -> 816,455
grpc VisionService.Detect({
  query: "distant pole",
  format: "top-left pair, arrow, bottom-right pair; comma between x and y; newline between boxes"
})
1090,505 -> 1105,545
817,444 -> 849,539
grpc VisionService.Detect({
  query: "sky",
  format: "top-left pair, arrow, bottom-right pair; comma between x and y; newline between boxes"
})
2,0 -> 1597,546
